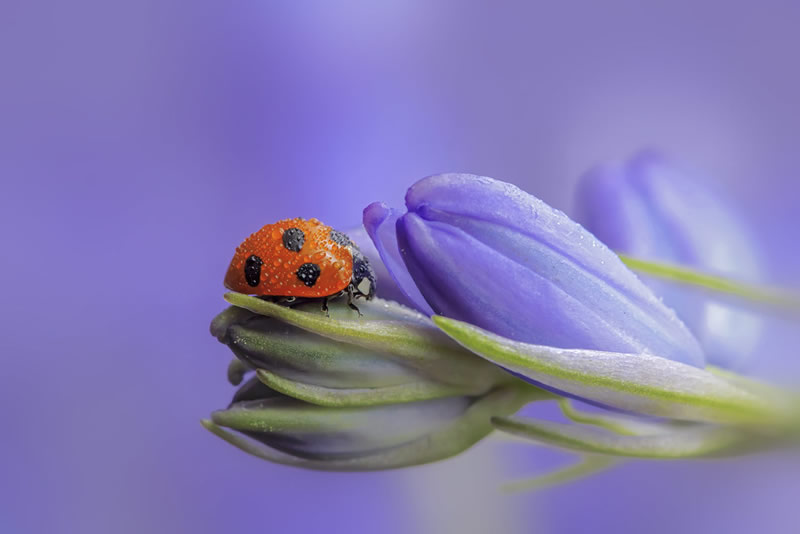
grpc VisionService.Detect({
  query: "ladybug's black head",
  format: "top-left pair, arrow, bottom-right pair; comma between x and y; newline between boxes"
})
350,249 -> 376,300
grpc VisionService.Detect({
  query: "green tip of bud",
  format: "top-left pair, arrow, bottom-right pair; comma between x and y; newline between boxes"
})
226,359 -> 250,386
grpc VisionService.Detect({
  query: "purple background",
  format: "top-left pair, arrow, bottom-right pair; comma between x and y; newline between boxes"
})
2,2 -> 799,533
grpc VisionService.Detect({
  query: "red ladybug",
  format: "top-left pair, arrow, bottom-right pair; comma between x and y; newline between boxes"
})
224,218 -> 376,311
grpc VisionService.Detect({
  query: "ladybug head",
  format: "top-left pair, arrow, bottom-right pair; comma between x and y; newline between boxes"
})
351,250 -> 376,300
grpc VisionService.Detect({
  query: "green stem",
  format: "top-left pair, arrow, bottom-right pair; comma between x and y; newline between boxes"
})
618,254 -> 800,313
501,455 -> 618,493
558,399 -> 673,436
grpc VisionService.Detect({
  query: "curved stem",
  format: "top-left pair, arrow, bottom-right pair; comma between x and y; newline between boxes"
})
492,416 -> 752,458
502,455 -> 618,493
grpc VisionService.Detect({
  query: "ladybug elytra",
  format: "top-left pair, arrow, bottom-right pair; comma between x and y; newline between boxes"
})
224,218 -> 376,311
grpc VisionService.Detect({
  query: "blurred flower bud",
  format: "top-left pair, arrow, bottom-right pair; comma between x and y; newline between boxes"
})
575,151 -> 763,369
364,173 -> 704,367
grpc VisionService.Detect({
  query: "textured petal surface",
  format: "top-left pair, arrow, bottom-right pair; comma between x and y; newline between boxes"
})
363,202 -> 434,314
399,173 -> 704,367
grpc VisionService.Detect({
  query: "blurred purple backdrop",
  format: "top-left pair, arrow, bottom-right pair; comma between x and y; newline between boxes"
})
2,2 -> 799,533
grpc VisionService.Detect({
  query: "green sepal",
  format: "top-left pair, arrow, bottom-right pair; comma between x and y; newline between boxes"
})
492,416 -> 754,458
501,455 -> 618,493
619,254 -> 800,314
220,311 -> 438,389
433,315 -> 772,425
255,369 -> 470,407
557,399 -> 678,436
223,292 -> 509,389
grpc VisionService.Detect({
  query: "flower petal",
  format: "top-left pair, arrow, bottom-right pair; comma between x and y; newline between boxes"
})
400,173 -> 704,367
433,315 -> 769,424
363,202 -> 434,315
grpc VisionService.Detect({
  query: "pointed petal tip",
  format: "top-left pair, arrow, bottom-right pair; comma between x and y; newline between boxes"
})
362,201 -> 392,231
404,172 -> 518,214
362,202 -> 434,315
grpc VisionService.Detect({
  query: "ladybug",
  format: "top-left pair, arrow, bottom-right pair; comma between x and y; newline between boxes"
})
224,217 -> 376,313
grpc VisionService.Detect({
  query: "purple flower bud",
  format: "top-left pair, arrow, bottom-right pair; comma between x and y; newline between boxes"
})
364,173 -> 705,367
575,151 -> 763,369
362,204 -> 435,315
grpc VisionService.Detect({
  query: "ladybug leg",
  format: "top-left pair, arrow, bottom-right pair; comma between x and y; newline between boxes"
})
321,297 -> 330,317
275,296 -> 296,307
346,285 -> 362,316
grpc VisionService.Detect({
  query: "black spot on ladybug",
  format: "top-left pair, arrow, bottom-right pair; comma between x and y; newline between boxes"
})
244,255 -> 263,287
296,262 -> 321,287
282,227 -> 305,252
329,229 -> 353,248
